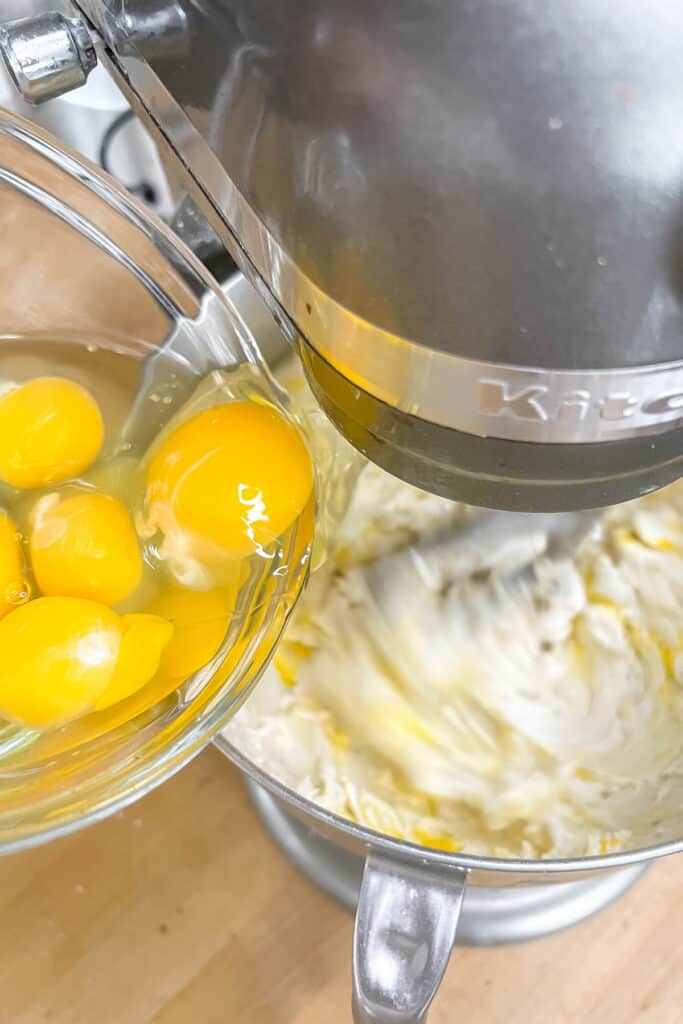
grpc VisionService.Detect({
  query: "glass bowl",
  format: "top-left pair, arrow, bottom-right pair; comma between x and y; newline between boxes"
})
0,109 -> 311,851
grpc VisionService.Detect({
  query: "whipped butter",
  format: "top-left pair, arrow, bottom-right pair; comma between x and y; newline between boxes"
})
225,450 -> 683,859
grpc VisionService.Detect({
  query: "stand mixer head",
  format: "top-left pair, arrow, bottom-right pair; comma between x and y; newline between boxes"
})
4,0 -> 683,512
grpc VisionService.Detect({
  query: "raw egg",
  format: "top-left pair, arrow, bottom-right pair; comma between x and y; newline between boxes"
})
145,401 -> 314,560
31,492 -> 143,606
0,597 -> 121,727
0,377 -> 104,489
148,584 -> 237,684
0,361 -> 315,735
95,612 -> 174,709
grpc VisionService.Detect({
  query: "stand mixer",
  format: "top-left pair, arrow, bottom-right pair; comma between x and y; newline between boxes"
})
2,3 -> 683,1022
3,1 -> 683,511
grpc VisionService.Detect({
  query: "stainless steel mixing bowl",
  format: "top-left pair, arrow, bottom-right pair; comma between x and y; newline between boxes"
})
216,273 -> 683,1024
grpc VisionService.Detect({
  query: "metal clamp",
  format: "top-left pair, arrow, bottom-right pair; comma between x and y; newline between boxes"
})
353,850 -> 466,1024
0,12 -> 97,105
0,2 -> 189,107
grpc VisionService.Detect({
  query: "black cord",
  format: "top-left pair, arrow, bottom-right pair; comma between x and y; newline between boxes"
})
98,109 -> 157,205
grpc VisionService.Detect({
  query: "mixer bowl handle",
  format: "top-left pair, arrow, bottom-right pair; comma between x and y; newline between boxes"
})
352,849 -> 467,1023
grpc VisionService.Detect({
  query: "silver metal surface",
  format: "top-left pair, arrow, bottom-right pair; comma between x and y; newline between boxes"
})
0,12 -> 96,104
114,0 -> 188,60
244,776 -> 649,946
353,851 -> 465,1024
2,3 -> 683,496
78,1 -> 683,448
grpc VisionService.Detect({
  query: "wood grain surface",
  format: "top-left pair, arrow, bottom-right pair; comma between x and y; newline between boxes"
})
2,745 -> 681,1024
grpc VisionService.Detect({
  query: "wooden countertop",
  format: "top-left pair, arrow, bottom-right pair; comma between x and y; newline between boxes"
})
3,745 -> 682,1024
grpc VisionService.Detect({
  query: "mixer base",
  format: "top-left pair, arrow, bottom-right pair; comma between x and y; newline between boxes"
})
244,778 -> 648,946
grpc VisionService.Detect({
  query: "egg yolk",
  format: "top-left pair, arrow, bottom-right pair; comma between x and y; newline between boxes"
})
0,597 -> 121,728
31,492 -> 143,606
147,584 -> 237,684
145,401 -> 314,560
0,377 -> 104,489
95,612 -> 174,710
0,511 -> 29,619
